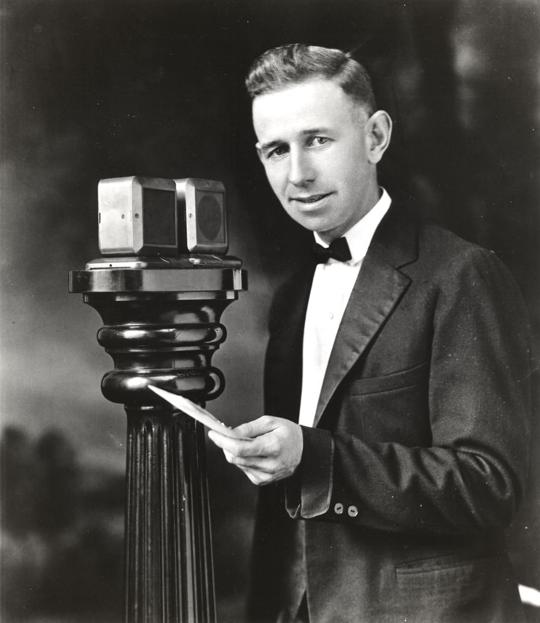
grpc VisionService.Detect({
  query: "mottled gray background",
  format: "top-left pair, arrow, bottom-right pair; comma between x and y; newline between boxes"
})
1,0 -> 539,621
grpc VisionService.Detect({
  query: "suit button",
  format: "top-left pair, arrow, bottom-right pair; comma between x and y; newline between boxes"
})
347,505 -> 358,518
333,502 -> 344,515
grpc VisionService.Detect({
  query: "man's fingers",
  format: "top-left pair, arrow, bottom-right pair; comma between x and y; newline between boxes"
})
224,452 -> 276,473
233,415 -> 278,439
242,467 -> 274,486
208,428 -> 275,458
221,450 -> 276,484
208,430 -> 253,456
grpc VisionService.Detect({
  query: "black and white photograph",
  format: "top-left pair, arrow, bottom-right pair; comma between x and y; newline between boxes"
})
1,1 -> 539,622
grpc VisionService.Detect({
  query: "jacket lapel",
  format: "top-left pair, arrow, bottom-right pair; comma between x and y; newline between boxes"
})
265,262 -> 315,422
313,207 -> 419,427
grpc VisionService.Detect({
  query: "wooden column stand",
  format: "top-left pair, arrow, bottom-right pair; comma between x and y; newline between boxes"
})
69,256 -> 246,622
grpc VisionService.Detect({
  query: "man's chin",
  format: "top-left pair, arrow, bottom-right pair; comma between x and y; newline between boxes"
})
290,211 -> 327,228
288,209 -> 328,228
294,217 -> 328,233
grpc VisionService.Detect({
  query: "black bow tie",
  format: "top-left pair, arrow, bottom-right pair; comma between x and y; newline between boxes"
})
312,237 -> 352,264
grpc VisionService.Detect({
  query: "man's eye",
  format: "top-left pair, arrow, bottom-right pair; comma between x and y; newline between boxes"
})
308,136 -> 330,147
267,145 -> 288,159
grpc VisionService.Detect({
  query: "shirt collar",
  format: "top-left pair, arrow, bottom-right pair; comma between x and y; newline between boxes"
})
314,188 -> 392,264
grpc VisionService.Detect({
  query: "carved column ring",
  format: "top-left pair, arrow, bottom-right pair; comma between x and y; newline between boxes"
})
97,323 -> 227,348
101,367 -> 225,404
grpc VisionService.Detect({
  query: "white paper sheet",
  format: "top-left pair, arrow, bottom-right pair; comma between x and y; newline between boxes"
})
148,385 -> 249,440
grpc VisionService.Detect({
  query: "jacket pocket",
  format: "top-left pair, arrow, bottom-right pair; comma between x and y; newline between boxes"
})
349,361 -> 428,396
394,554 -> 524,623
339,362 -> 430,444
396,554 -> 500,599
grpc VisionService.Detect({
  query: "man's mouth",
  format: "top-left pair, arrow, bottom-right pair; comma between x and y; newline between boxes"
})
290,192 -> 333,204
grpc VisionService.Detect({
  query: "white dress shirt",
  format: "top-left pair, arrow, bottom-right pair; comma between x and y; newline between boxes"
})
298,189 -> 392,427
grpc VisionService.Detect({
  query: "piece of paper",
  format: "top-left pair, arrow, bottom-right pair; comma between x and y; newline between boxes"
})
148,385 -> 249,440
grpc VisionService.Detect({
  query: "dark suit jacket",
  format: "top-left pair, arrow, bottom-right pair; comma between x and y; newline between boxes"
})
248,205 -> 531,623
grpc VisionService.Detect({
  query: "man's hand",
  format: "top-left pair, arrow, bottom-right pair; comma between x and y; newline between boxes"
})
207,416 -> 303,486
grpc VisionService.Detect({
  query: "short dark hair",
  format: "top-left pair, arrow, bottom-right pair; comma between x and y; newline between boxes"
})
245,44 -> 376,114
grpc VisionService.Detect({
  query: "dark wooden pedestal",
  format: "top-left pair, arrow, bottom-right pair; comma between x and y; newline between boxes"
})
70,257 -> 246,623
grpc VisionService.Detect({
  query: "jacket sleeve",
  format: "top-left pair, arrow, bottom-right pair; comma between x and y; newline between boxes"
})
285,248 -> 532,536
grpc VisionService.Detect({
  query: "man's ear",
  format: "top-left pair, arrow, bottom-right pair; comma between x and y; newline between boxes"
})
365,110 -> 392,164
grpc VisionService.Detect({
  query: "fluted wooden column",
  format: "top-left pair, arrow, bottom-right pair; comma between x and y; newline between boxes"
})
69,257 -> 246,622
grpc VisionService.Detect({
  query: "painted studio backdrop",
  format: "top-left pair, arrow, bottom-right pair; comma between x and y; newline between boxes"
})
1,0 -> 539,621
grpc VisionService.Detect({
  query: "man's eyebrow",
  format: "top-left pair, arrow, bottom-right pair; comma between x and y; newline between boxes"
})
300,127 -> 331,135
258,139 -> 285,152
258,128 -> 332,152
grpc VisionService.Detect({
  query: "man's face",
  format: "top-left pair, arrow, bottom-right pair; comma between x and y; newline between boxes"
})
253,78 -> 382,242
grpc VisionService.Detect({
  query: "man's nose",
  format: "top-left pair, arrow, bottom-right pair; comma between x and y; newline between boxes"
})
288,149 -> 315,186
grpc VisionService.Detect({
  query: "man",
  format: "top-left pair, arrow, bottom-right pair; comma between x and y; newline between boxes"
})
208,44 -> 531,622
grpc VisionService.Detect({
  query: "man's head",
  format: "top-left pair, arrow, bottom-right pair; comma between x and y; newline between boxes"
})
246,44 -> 392,243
